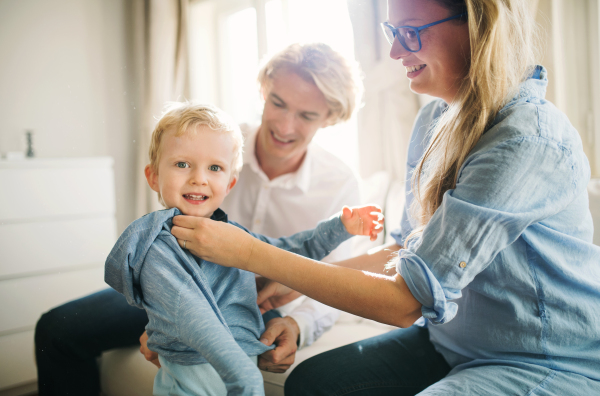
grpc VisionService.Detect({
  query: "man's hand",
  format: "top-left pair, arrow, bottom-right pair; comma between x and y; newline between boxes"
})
256,277 -> 303,313
258,317 -> 300,373
139,331 -> 161,368
341,205 -> 384,241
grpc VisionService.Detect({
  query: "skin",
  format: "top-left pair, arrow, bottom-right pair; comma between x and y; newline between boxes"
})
255,68 -> 330,180
145,126 -> 238,218
388,0 -> 470,103
169,0 -> 472,334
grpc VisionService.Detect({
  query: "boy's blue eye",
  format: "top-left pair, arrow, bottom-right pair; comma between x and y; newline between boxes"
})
176,162 -> 189,168
209,165 -> 221,171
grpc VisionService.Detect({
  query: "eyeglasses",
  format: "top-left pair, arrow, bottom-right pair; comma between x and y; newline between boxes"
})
380,13 -> 467,53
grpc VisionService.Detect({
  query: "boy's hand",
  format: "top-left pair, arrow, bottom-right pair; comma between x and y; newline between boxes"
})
340,205 -> 384,241
139,331 -> 161,368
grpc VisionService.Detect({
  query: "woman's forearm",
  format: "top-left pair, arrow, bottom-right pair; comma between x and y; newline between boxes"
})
333,242 -> 401,275
244,239 -> 422,328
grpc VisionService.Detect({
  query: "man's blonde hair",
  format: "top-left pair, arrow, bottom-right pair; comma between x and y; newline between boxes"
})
257,43 -> 363,126
149,102 -> 244,176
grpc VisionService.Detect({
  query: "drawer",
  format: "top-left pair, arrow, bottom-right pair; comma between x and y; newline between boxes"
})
0,330 -> 35,390
0,165 -> 115,222
0,217 -> 116,278
0,267 -> 107,334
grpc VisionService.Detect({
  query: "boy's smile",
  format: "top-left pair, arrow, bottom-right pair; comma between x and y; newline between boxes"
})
145,126 -> 238,218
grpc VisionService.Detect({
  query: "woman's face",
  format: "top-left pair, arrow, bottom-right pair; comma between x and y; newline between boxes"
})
387,0 -> 470,103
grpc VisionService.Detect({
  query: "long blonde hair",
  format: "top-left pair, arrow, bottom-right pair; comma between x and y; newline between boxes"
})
408,0 -> 538,241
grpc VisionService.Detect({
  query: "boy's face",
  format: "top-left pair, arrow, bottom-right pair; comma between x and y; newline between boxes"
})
145,126 -> 237,218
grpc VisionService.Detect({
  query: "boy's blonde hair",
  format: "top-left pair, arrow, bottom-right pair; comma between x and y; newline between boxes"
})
257,43 -> 363,126
149,102 -> 243,175
148,102 -> 244,205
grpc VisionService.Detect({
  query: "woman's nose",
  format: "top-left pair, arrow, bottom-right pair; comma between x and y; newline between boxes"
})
389,37 -> 410,60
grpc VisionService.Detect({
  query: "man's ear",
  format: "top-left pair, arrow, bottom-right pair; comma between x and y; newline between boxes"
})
144,164 -> 160,193
225,176 -> 238,194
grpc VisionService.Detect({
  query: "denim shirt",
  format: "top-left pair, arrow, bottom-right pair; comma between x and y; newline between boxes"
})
391,66 -> 600,380
105,208 -> 351,395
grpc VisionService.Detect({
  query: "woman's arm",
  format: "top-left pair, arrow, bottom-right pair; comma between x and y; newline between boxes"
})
254,243 -> 400,312
334,242 -> 401,275
171,217 -> 422,328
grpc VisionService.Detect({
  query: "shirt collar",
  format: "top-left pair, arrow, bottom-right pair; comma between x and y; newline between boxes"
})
505,65 -> 548,108
243,126 -> 312,193
211,208 -> 228,223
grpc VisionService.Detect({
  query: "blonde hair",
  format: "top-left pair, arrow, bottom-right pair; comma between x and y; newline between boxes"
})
408,0 -> 538,240
148,102 -> 244,205
257,43 -> 363,126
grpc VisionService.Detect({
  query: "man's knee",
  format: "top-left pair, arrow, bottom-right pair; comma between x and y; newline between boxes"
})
35,306 -> 83,359
35,309 -> 60,349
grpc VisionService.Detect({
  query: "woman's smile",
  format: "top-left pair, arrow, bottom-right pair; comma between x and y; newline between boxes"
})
406,64 -> 427,78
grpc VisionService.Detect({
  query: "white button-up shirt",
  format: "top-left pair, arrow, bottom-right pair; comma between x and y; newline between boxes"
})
221,126 -> 360,348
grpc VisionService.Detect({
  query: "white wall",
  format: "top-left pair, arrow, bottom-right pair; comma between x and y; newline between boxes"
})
0,0 -> 139,232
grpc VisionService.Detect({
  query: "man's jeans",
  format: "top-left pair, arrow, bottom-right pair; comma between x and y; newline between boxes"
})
35,287 -> 282,396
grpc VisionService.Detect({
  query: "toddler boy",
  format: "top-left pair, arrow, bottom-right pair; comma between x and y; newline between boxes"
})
105,102 -> 382,395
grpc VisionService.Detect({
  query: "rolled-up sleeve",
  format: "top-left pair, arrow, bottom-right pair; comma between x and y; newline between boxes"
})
399,134 -> 582,324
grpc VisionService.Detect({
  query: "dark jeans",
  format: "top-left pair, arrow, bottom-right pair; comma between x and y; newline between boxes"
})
35,287 -> 282,396
284,325 -> 451,396
35,288 -> 148,396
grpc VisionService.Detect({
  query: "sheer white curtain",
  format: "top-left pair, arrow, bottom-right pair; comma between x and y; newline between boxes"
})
132,0 -> 191,217
347,0 -> 420,182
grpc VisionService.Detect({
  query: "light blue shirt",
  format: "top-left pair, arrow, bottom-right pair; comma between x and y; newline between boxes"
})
392,66 -> 600,380
105,208 -> 352,395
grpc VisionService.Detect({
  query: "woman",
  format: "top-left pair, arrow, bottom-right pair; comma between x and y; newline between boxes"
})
171,0 -> 600,394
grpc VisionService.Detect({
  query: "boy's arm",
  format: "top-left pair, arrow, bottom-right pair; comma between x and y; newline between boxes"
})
233,205 -> 383,262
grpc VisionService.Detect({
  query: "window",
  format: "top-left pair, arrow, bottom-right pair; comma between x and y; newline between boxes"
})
537,0 -> 600,177
189,0 -> 360,171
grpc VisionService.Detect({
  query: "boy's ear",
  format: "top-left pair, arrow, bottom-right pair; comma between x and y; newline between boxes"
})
225,176 -> 238,195
144,164 -> 160,193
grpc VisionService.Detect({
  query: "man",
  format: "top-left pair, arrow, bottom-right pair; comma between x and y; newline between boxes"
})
35,42 -> 362,395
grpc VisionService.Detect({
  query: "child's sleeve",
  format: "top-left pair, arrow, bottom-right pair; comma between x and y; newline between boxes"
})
231,215 -> 352,261
141,237 -> 266,396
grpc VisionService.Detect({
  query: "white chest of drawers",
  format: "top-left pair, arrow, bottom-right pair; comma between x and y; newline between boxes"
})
0,157 -> 117,392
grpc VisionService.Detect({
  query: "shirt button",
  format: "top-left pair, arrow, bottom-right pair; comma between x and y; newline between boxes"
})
459,261 -> 467,269
255,219 -> 261,225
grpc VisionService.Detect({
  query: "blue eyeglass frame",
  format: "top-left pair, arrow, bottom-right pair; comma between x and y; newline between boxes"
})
381,12 -> 467,53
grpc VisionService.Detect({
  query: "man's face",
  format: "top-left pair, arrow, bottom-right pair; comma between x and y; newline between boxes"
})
257,69 -> 330,166
145,126 -> 237,217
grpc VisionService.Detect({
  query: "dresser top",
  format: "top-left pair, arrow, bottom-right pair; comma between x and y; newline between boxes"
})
0,156 -> 114,170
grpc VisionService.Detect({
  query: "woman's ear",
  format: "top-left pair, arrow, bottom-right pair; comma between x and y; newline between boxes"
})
144,164 -> 160,193
225,176 -> 238,194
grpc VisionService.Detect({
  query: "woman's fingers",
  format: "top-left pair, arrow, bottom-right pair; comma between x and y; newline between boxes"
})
172,215 -> 200,228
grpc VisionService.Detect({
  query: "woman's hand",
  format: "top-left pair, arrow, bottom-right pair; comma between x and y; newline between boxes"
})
341,205 -> 384,241
256,277 -> 303,313
171,215 -> 255,270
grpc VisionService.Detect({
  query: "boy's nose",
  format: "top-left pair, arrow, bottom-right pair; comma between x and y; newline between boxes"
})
190,169 -> 208,185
